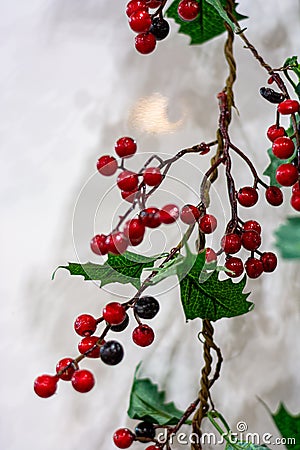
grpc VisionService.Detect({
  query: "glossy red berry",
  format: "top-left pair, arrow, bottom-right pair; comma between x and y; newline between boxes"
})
277,99 -> 300,115
261,252 -> 277,272
56,358 -> 77,381
121,189 -> 138,203
242,220 -> 261,235
34,374 -> 58,398
221,233 -> 241,254
225,257 -> 244,278
74,314 -> 97,337
129,10 -> 152,32
205,248 -> 217,263
143,167 -> 162,186
71,369 -> 95,393
241,230 -> 261,251
265,186 -> 283,206
267,76 -> 274,84
177,0 -> 200,21
291,194 -> 300,211
90,234 -> 108,255
147,0 -> 161,8
78,336 -> 102,358
106,232 -> 129,255
159,204 -> 179,224
117,171 -> 139,192
132,324 -> 155,347
272,137 -> 295,159
276,164 -> 299,186
130,235 -> 144,246
103,302 -> 126,325
237,187 -> 258,207
139,207 -> 161,228
126,0 -> 148,17
97,155 -> 118,176
292,182 -> 300,194
124,218 -> 145,242
135,32 -> 156,54
180,204 -> 201,224
115,137 -> 137,158
199,214 -> 217,234
267,125 -> 285,142
113,428 -> 135,449
245,257 -> 264,278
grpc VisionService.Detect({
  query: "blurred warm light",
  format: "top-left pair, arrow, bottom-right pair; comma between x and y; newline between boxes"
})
129,92 -> 184,134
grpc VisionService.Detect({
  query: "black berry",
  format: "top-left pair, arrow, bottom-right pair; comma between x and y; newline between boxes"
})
135,421 -> 156,442
110,314 -> 130,332
150,18 -> 170,40
100,340 -> 124,365
134,296 -> 160,319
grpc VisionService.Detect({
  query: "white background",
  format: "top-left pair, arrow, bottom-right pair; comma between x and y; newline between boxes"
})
1,1 -> 300,449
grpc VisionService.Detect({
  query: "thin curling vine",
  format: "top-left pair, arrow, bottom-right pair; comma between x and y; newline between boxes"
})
34,1 -> 300,450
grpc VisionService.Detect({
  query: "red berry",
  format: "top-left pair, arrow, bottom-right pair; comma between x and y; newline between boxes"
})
129,10 -> 152,32
121,189 -> 138,203
71,369 -> 95,393
292,182 -> 300,194
139,207 -> 161,228
124,218 -> 145,242
113,428 -> 135,449
78,336 -> 102,358
143,167 -> 163,186
115,137 -> 137,158
199,214 -> 217,234
117,171 -> 139,192
276,164 -> 299,186
177,0 -> 200,21
221,233 -> 241,254
272,136 -> 295,159
267,76 -> 274,84
291,194 -> 300,211
130,236 -> 144,246
265,186 -> 283,206
96,155 -> 118,176
245,257 -> 264,278
147,0 -> 161,7
180,204 -> 201,224
242,220 -> 261,235
56,358 -> 77,381
267,125 -> 285,142
205,248 -> 217,263
225,257 -> 244,278
237,187 -> 258,207
126,0 -> 148,17
241,230 -> 261,251
34,374 -> 58,398
106,232 -> 129,255
261,252 -> 277,272
159,204 -> 179,224
278,99 -> 300,115
135,32 -> 156,54
74,314 -> 97,337
103,302 -> 126,326
90,234 -> 108,255
132,324 -> 155,347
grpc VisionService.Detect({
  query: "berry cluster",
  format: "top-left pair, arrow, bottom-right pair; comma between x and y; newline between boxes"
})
264,98 -> 300,211
126,0 -> 170,54
34,296 -> 159,398
113,422 -> 159,449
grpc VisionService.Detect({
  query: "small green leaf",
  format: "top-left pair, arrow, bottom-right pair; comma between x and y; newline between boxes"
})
226,443 -> 270,450
54,251 -> 158,289
166,0 -> 247,46
272,403 -> 300,449
128,365 -> 185,426
275,216 -> 300,259
204,0 -> 236,30
178,252 -> 253,321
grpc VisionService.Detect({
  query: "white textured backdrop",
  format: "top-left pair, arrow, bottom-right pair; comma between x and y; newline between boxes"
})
1,1 -> 300,449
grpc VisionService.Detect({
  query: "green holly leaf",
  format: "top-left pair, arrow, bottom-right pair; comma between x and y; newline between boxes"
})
263,118 -> 298,187
272,404 -> 300,449
128,365 -> 186,426
166,0 -> 247,46
178,252 -> 253,321
54,251 -> 158,289
226,443 -> 270,450
275,216 -> 300,259
283,56 -> 300,99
